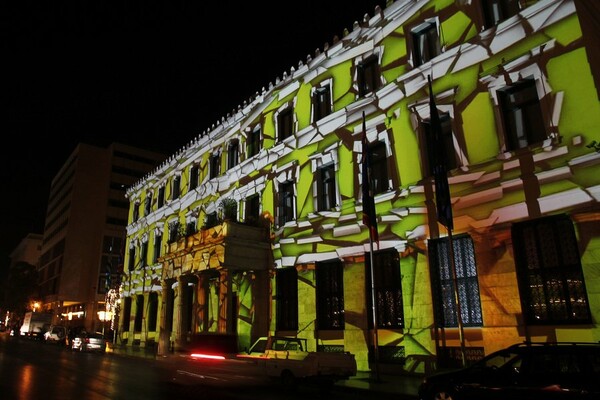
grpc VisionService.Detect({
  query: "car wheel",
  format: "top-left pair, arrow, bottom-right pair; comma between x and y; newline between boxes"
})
432,386 -> 456,400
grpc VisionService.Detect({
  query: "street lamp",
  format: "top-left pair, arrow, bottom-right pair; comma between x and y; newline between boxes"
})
97,311 -> 113,336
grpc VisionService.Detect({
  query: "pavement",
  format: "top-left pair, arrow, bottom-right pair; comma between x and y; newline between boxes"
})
106,342 -> 422,399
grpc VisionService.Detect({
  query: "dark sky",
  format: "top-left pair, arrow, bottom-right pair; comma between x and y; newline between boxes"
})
1,1 -> 384,269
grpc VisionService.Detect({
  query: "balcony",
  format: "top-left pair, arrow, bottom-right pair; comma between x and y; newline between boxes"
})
161,221 -> 272,276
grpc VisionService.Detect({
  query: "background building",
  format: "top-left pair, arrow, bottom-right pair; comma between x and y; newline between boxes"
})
8,234 -> 42,270
123,0 -> 600,374
38,142 -> 165,334
0,234 -> 43,328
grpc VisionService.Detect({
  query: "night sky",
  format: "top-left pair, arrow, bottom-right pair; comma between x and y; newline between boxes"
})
1,1 -> 384,269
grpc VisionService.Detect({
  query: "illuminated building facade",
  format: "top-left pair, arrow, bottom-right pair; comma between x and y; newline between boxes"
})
122,0 -> 600,373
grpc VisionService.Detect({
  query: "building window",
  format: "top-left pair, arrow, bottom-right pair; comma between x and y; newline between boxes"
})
429,234 -> 483,327
144,195 -> 151,216
134,295 -> 144,332
313,85 -> 332,121
317,164 -> 336,211
316,260 -> 344,330
278,181 -> 295,226
247,125 -> 261,158
157,186 -> 165,209
148,292 -> 158,332
189,165 -> 199,191
168,221 -> 180,243
276,268 -> 298,331
122,297 -> 132,332
482,0 -> 520,29
365,249 -> 404,328
152,233 -> 161,264
186,219 -> 197,236
209,154 -> 220,179
277,108 -> 294,142
368,141 -> 389,195
128,247 -> 135,271
227,140 -> 239,170
132,202 -> 140,222
204,212 -> 218,229
512,215 -> 591,325
412,20 -> 441,67
245,194 -> 260,224
422,112 -> 457,176
497,78 -> 546,151
172,176 -> 181,200
357,55 -> 380,97
140,241 -> 148,268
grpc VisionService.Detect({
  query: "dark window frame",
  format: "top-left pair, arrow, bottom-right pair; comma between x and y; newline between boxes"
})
277,108 -> 294,142
429,234 -> 483,328
357,55 -> 380,97
411,20 -> 441,67
157,186 -> 165,209
134,294 -> 144,332
482,0 -> 521,29
276,268 -> 298,331
512,215 -> 591,325
172,176 -> 181,200
317,163 -> 336,211
313,85 -> 332,121
278,181 -> 295,226
245,194 -> 260,224
168,221 -> 180,243
122,297 -> 132,331
189,164 -> 199,191
316,260 -> 345,330
144,196 -> 151,216
209,154 -> 220,179
132,202 -> 140,222
422,112 -> 458,176
147,292 -> 159,332
247,125 -> 262,158
368,141 -> 389,195
497,77 -> 547,151
186,220 -> 197,236
227,140 -> 239,170
128,247 -> 135,271
365,249 -> 404,329
152,233 -> 161,264
140,241 -> 148,268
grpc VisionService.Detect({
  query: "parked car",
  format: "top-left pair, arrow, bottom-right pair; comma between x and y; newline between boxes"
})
418,342 -> 600,400
71,332 -> 107,353
43,325 -> 68,346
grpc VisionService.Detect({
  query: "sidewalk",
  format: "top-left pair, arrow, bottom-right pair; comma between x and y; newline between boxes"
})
107,342 -> 422,399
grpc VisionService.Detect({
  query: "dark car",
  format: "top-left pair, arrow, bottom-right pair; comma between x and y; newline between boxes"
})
418,342 -> 600,400
71,332 -> 107,353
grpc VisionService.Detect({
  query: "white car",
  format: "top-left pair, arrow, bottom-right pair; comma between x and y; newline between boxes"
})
43,325 -> 68,346
71,332 -> 107,353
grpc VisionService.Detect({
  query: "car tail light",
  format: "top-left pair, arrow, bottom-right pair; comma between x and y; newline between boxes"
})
190,353 -> 225,360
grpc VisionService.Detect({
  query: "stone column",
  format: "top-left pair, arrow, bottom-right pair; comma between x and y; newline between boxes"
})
157,279 -> 172,356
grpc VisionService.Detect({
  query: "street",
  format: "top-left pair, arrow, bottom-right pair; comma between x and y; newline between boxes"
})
0,332 -> 406,399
